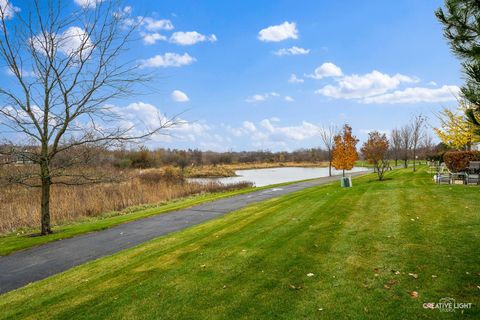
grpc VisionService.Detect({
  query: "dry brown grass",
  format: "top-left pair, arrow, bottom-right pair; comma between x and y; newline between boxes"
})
0,167 -> 252,234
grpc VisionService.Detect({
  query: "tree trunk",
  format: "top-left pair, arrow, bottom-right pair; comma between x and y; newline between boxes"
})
413,149 -> 416,172
40,163 -> 52,235
342,169 -> 345,177
395,158 -> 398,167
404,158 -> 408,168
328,160 -> 332,177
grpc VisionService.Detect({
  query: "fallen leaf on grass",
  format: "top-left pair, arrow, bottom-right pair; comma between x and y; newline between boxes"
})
307,273 -> 315,277
409,291 -> 419,298
408,273 -> 418,279
289,284 -> 302,290
431,275 -> 437,278
383,279 -> 397,289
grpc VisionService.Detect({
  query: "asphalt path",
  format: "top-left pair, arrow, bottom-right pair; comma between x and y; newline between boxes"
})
0,171 -> 370,294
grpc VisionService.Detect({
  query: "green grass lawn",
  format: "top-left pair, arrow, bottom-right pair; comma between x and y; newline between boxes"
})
0,168 -> 478,319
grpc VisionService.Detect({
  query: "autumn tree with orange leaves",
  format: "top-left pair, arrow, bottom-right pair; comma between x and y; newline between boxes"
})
361,131 -> 390,181
332,124 -> 359,177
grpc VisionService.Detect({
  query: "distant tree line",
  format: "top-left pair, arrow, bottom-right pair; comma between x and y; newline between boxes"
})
110,147 -> 332,169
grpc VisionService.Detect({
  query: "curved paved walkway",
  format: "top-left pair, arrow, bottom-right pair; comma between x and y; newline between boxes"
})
0,171 -> 370,294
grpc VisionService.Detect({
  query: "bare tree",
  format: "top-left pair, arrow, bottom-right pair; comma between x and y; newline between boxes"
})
319,124 -> 337,176
390,128 -> 402,167
410,115 -> 426,172
420,132 -> 435,161
0,1 -> 177,235
400,125 -> 413,168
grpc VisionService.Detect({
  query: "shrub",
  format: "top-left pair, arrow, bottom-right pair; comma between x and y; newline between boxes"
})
138,167 -> 185,184
443,151 -> 480,172
115,158 -> 132,169
426,152 -> 445,163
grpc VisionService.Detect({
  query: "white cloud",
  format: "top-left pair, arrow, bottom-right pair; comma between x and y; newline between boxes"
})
315,70 -> 417,99
112,102 -> 211,144
289,74 -> 304,83
246,94 -> 267,102
230,118 -> 321,149
59,26 -> 93,56
143,17 -> 174,31
74,0 -> 103,9
139,52 -> 196,68
6,68 -> 36,78
258,21 -> 298,42
171,90 -> 190,102
362,85 -> 460,104
284,96 -> 294,102
258,119 -> 319,142
359,129 -> 390,138
141,32 -> 167,45
428,81 -> 438,86
0,0 -> 20,18
306,62 -> 343,80
274,46 -> 310,56
122,6 -> 132,15
243,121 -> 256,132
169,31 -> 217,45
30,26 -> 93,58
245,92 -> 280,103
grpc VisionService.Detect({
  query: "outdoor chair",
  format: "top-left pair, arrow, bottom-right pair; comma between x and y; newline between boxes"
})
466,173 -> 480,185
467,161 -> 480,174
435,163 -> 452,184
451,172 -> 467,184
466,161 -> 480,185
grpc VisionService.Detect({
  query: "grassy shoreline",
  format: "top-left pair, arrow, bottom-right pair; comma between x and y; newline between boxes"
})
1,167 -> 478,319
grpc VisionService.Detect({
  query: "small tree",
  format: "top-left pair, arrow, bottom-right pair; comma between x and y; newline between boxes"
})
332,124 -> 358,177
390,128 -> 402,167
434,104 -> 479,150
361,131 -> 390,181
410,115 -> 426,172
0,1 -> 178,235
400,125 -> 413,168
319,124 -> 337,176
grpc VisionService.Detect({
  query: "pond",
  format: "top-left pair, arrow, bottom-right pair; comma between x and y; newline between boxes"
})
189,166 -> 369,187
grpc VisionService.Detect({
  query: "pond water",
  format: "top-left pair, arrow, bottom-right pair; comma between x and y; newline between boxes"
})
189,166 -> 369,187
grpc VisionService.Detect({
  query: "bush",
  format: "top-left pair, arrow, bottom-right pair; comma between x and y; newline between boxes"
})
443,151 -> 480,172
426,152 -> 445,163
115,158 -> 132,169
138,167 -> 184,184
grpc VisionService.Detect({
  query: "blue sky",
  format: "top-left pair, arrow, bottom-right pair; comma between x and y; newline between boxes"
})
4,0 -> 464,151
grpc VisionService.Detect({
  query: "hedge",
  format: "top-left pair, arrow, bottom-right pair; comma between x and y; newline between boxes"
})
443,151 -> 480,172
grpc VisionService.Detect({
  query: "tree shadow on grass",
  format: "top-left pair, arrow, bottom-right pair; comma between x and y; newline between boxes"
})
365,177 -> 394,183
